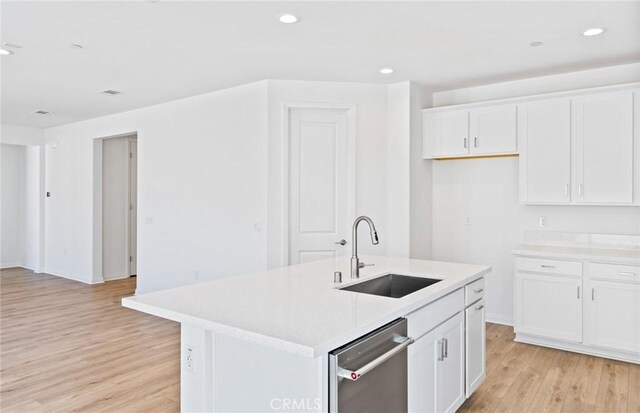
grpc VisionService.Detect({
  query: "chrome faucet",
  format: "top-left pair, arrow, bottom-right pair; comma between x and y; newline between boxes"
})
351,216 -> 379,279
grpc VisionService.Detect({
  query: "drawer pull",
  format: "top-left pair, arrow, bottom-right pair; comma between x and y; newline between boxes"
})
473,288 -> 484,293
475,305 -> 484,311
541,265 -> 556,269
619,271 -> 636,276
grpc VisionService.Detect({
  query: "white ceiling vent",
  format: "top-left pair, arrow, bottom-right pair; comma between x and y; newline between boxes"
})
34,110 -> 50,115
99,89 -> 122,95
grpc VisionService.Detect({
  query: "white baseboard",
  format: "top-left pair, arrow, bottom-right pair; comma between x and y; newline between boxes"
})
1,263 -> 22,269
104,275 -> 132,282
486,314 -> 514,326
43,268 -> 104,285
515,333 -> 640,364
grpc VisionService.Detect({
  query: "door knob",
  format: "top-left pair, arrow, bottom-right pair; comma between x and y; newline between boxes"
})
335,239 -> 347,246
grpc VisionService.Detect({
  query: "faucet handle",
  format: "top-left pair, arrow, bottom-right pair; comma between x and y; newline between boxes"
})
358,262 -> 375,269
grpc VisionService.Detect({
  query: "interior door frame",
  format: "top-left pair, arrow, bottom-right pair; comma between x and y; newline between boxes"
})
281,102 -> 357,267
126,136 -> 137,276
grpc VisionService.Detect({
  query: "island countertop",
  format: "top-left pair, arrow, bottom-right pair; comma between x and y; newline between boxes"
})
122,255 -> 490,358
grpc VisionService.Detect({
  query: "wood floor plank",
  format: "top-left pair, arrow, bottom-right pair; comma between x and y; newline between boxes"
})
0,267 -> 180,412
629,363 -> 640,413
527,350 -> 581,413
595,359 -> 630,413
560,354 -> 604,413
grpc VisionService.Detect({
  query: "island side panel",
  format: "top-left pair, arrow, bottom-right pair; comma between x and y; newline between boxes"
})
181,324 -> 325,413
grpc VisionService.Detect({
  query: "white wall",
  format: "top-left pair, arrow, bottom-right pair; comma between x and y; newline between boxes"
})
409,83 -> 433,260
44,81 -> 269,292
102,137 -> 131,280
266,80 -> 403,267
430,64 -> 640,325
1,144 -> 25,268
1,124 -> 44,146
23,145 -> 43,271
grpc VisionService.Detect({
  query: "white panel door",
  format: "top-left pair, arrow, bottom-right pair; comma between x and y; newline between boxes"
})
465,300 -> 485,397
573,91 -> 634,204
408,328 -> 438,413
515,273 -> 583,342
424,110 -> 469,157
437,312 -> 465,413
288,108 -> 351,265
519,99 -> 571,204
469,104 -> 517,155
586,280 -> 640,353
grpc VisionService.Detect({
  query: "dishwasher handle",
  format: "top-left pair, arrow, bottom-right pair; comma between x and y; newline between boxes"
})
337,336 -> 414,381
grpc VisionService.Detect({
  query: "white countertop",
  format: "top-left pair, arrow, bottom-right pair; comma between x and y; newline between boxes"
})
513,244 -> 640,265
122,255 -> 490,358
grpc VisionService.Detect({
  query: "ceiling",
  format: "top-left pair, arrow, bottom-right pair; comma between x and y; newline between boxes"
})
2,1 -> 639,129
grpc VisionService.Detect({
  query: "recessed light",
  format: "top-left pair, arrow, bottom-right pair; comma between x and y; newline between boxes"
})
0,48 -> 14,56
34,110 -> 51,115
529,41 -> 543,47
279,14 -> 299,24
583,27 -> 606,37
380,68 -> 394,74
99,89 -> 122,95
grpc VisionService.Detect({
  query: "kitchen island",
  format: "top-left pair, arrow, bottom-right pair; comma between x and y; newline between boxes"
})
123,255 -> 490,413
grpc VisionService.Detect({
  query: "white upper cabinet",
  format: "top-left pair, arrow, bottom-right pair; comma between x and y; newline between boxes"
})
423,110 -> 469,158
469,104 -> 517,155
573,91 -> 634,204
519,99 -> 571,204
423,105 -> 516,158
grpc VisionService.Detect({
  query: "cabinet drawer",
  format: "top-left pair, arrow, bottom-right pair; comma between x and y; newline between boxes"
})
588,262 -> 640,282
465,278 -> 485,306
407,288 -> 464,340
516,257 -> 582,276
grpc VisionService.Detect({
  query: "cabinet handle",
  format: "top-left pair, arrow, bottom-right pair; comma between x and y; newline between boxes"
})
577,286 -> 580,299
473,288 -> 484,293
475,304 -> 484,311
578,184 -> 583,196
619,271 -> 636,277
437,340 -> 445,361
443,338 -> 448,358
541,265 -> 556,269
464,137 -> 468,148
591,287 -> 595,301
565,184 -> 569,196
474,137 -> 478,147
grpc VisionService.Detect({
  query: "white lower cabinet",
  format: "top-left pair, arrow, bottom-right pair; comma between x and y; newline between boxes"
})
409,312 -> 465,413
586,280 -> 640,354
515,272 -> 583,343
465,299 -> 485,397
515,256 -> 640,363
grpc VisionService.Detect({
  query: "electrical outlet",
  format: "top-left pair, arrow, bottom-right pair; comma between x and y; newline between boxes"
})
185,345 -> 194,371
539,216 -> 547,228
465,216 -> 472,226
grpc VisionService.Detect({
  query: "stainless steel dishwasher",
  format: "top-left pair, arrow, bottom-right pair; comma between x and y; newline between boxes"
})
329,318 -> 414,413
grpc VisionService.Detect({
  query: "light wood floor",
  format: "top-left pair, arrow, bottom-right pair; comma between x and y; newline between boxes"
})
1,267 -> 180,412
1,268 -> 638,412
459,323 -> 640,413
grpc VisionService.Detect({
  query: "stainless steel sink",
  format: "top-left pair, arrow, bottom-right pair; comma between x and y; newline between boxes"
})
339,273 -> 442,298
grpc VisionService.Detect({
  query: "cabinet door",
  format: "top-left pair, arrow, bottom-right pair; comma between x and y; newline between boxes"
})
519,99 -> 571,204
437,312 -> 465,413
515,273 -> 583,342
573,91 -> 634,204
423,110 -> 469,157
408,328 -> 439,413
469,104 -> 517,155
586,280 -> 640,353
465,300 -> 485,397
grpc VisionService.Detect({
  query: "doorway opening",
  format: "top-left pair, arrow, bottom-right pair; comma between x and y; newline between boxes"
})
100,134 -> 137,282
